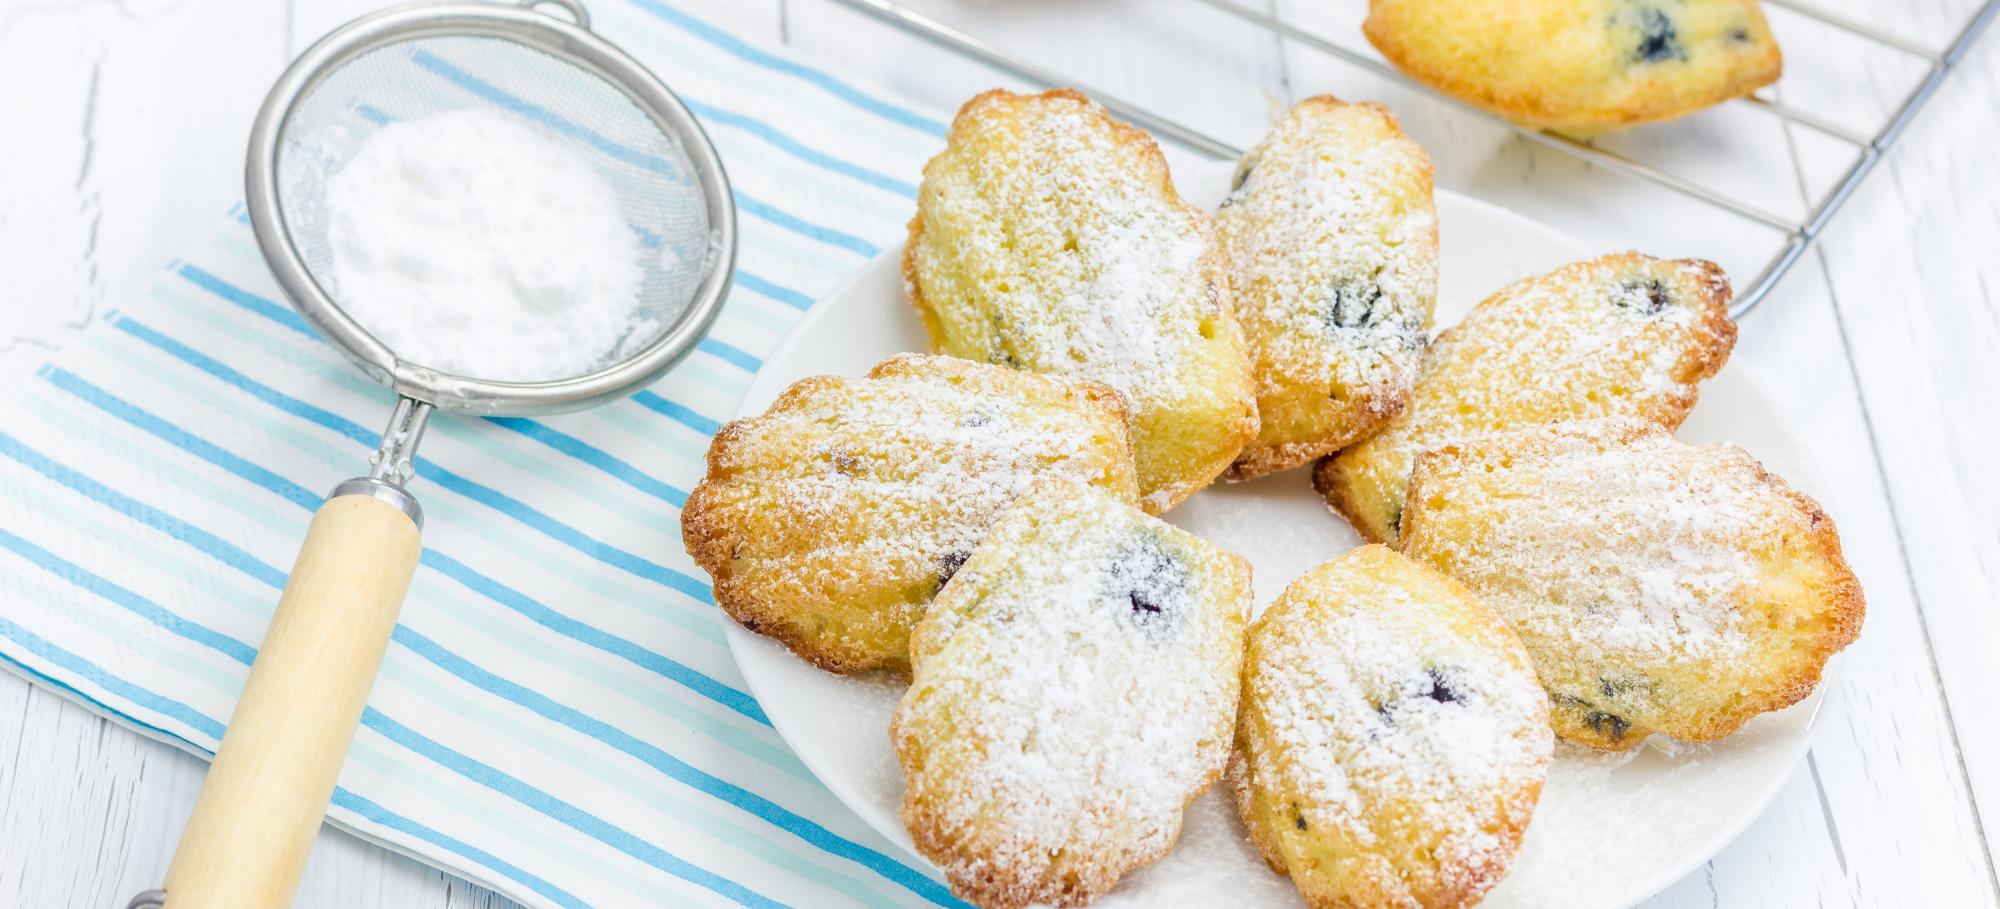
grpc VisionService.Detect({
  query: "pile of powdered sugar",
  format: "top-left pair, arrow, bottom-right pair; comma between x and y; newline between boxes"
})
324,108 -> 648,382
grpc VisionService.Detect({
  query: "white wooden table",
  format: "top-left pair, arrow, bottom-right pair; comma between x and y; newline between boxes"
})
3,0 -> 1995,906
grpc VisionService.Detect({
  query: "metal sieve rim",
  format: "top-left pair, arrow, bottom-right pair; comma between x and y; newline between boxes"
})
243,0 -> 737,416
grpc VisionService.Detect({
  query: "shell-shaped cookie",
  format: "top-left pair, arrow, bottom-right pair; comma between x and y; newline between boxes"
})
904,88 -> 1258,514
1230,545 -> 1550,909
1216,96 -> 1438,480
1399,418 -> 1865,749
1365,0 -> 1783,132
1314,252 -> 1736,543
681,354 -> 1138,674
892,479 -> 1251,909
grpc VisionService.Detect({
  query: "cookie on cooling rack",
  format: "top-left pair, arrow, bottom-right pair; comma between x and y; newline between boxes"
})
1230,545 -> 1550,909
681,354 -> 1138,674
1314,251 -> 1736,543
1215,96 -> 1438,481
905,88 -> 1258,514
1399,418 -> 1864,750
1364,0 -> 1783,133
892,478 -> 1251,909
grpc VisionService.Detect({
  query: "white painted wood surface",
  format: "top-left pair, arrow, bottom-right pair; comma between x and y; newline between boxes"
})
2,0 -> 1995,906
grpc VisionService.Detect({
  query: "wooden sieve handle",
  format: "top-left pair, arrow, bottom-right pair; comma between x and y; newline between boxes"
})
158,491 -> 421,909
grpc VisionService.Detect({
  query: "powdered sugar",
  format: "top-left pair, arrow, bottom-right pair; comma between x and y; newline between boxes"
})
1401,418 -> 1860,749
686,354 -> 1139,671
1322,251 -> 1736,541
894,481 -> 1249,906
1407,421 -> 1761,666
325,108 -> 648,381
725,361 -> 1135,575
906,90 -> 1256,512
1215,97 -> 1437,445
1237,547 -> 1549,904
908,98 -> 1216,402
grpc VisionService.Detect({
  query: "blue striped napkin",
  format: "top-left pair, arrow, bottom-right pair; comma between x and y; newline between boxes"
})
0,4 -> 968,907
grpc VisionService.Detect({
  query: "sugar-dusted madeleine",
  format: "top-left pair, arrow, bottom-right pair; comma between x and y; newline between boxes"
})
1216,96 -> 1438,480
681,354 -> 1138,674
1365,0 -> 1782,133
1399,419 -> 1864,749
893,479 -> 1251,908
905,88 -> 1258,514
1231,546 -> 1549,909
1315,252 -> 1736,543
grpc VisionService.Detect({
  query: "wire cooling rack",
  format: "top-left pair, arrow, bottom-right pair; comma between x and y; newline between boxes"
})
824,0 -> 1999,317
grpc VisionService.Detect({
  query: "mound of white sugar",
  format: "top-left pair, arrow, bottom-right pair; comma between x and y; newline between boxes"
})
324,108 -> 648,382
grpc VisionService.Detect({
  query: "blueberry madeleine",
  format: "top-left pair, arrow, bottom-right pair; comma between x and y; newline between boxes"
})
893,478 -> 1251,908
905,88 -> 1258,514
1364,0 -> 1783,133
1230,545 -> 1551,909
1314,251 -> 1736,544
682,354 -> 1138,674
1399,418 -> 1864,749
1216,96 -> 1438,481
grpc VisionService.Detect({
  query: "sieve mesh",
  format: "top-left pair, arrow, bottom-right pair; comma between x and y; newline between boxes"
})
274,34 -> 714,381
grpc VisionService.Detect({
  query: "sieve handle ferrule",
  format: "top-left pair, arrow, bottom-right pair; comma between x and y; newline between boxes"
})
366,396 -> 432,490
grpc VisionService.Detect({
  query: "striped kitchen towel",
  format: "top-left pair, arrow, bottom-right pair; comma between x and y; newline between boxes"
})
0,4 -> 968,907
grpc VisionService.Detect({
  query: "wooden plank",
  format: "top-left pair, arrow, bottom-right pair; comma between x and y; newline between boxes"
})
0,679 -> 201,908
1777,0 -> 2000,896
0,0 -> 289,388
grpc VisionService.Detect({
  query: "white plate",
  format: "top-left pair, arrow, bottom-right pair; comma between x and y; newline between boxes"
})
722,164 -> 1826,909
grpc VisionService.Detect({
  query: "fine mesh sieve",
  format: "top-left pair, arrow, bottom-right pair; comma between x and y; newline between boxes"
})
130,3 -> 734,907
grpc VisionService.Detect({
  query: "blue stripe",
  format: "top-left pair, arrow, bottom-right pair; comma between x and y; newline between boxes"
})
0,430 -> 290,590
362,707 -> 791,909
394,626 -> 967,908
408,49 -> 686,182
0,525 -> 258,665
0,634 -> 216,751
0,612 -> 631,909
623,0 -> 949,138
633,390 -> 722,436
351,101 -> 392,125
409,48 -> 878,257
420,463 -> 713,600
699,337 -> 763,372
680,99 -> 918,198
331,790 -> 592,909
35,374 -> 766,726
178,263 -> 311,335
172,265 -> 711,507
734,194 -> 879,256
733,271 -> 815,311
0,613 -> 230,741
107,315 -> 718,603
44,368 -> 321,510
185,242 -> 802,373
419,548 -> 767,725
485,417 -> 689,508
